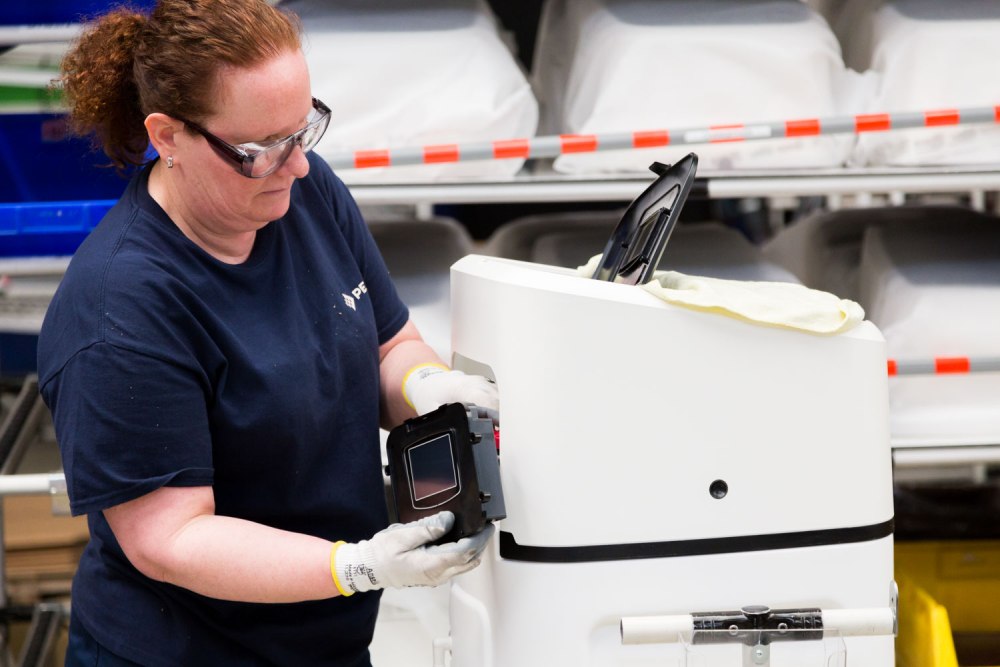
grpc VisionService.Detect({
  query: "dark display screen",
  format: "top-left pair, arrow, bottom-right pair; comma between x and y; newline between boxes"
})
407,433 -> 459,504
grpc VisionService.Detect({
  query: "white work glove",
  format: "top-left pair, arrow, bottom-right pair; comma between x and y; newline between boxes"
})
332,511 -> 493,595
402,363 -> 499,416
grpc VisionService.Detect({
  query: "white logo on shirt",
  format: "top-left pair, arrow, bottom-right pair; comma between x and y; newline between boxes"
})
341,281 -> 367,312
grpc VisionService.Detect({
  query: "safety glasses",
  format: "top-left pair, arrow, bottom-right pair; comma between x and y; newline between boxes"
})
174,97 -> 331,178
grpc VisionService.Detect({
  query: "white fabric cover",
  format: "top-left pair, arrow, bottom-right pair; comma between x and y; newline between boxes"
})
834,0 -> 1000,166
574,253 -> 862,334
639,270 -> 862,334
533,0 -> 855,174
858,219 -> 1000,446
288,0 -> 538,183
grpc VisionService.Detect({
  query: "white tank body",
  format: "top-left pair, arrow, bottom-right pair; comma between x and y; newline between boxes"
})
447,255 -> 896,666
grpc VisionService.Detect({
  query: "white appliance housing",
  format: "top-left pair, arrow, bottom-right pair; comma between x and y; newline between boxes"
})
446,254 -> 895,666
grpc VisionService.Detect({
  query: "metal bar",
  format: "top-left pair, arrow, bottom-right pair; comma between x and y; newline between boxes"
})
0,69 -> 57,89
0,24 -> 81,47
326,105 -> 1000,171
621,607 -> 894,645
0,258 -> 71,277
0,501 -> 7,625
889,357 -> 1000,376
893,446 -> 1000,469
0,399 -> 47,477
705,171 -> 1000,199
0,378 -> 40,474
345,168 -> 1000,205
16,603 -> 64,667
0,473 -> 63,497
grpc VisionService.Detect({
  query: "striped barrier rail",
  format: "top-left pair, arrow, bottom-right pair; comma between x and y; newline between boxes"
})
327,106 -> 1000,170
888,357 -> 1000,376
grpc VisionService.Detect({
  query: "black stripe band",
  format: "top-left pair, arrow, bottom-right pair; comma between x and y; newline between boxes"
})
499,519 -> 894,563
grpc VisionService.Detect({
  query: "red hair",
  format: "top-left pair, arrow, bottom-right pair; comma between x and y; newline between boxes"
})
60,0 -> 301,170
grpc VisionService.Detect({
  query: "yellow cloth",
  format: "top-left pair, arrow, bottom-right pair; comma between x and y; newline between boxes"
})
578,255 -> 864,335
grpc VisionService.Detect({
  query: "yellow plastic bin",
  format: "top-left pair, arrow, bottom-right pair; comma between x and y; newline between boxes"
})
896,541 -> 1000,667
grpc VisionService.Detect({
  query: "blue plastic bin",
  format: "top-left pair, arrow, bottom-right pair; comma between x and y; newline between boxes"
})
0,2 -> 157,24
0,113 -> 131,203
0,199 -> 115,257
0,198 -> 115,376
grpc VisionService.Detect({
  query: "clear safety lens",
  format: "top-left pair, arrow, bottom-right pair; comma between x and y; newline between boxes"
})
247,106 -> 331,178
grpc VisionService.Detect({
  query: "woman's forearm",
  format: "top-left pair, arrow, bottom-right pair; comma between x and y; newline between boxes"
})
104,486 -> 342,604
153,513 -> 339,603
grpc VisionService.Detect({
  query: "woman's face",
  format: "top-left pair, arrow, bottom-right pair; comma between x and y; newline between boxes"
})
176,48 -> 314,233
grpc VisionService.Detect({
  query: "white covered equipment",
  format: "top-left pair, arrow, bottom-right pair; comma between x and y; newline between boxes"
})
290,0 -> 538,182
764,206 -> 1000,451
858,219 -> 1000,447
834,0 -> 1000,166
533,0 -> 854,174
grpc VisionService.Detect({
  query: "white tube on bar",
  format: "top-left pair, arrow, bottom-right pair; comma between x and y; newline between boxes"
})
620,614 -> 693,645
0,473 -> 64,496
621,607 -> 895,645
820,608 -> 895,637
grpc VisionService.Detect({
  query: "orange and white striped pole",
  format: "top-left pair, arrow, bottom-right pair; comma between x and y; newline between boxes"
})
326,106 -> 1000,170
888,356 -> 1000,376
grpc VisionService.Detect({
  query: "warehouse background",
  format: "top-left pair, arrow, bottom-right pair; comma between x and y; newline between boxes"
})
2,1 -> 1000,665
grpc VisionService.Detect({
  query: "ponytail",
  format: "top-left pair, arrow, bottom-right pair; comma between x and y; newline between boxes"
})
61,9 -> 149,170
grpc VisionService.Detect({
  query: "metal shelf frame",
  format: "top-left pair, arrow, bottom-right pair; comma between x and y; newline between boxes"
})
345,163 -> 1000,206
0,24 -> 80,48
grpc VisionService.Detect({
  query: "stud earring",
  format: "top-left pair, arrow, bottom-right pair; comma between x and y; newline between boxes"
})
166,156 -> 174,168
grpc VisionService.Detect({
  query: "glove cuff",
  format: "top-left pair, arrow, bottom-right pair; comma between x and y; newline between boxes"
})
401,363 -> 450,410
333,540 -> 382,594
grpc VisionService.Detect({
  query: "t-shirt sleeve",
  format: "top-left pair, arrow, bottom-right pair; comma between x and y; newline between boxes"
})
325,168 -> 410,345
41,342 -> 214,516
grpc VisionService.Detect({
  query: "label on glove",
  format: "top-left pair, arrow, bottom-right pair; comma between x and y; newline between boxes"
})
342,561 -> 379,594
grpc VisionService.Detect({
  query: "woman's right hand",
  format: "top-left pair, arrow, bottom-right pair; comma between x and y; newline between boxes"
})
331,511 -> 493,595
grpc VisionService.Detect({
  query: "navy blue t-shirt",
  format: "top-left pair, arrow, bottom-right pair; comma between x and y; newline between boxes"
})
37,153 -> 409,666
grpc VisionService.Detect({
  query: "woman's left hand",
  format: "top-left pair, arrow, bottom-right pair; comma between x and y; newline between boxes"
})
403,366 -> 499,416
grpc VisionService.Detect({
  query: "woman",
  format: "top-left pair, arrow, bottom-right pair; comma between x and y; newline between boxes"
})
38,1 -> 497,664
